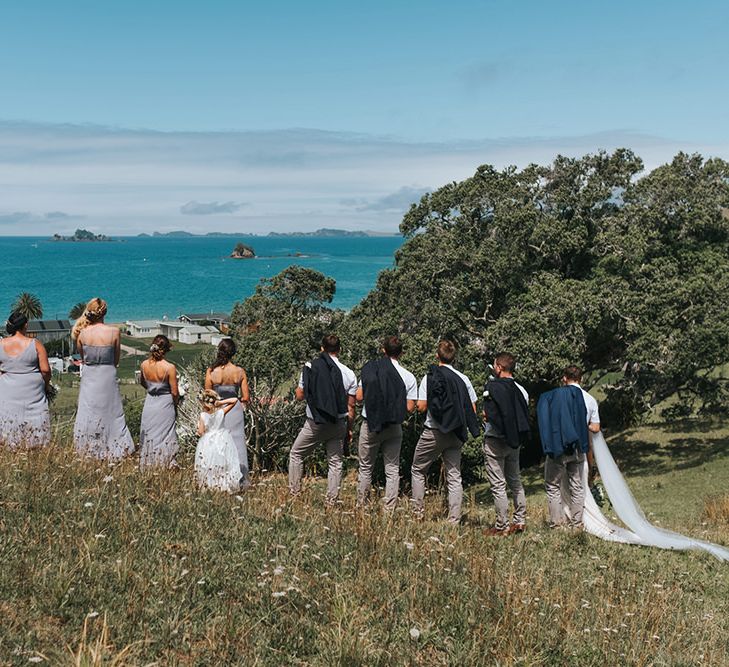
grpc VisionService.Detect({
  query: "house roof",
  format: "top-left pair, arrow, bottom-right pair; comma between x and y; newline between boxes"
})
125,320 -> 160,328
27,320 -> 71,332
179,312 -> 230,321
179,325 -> 219,335
158,321 -> 187,329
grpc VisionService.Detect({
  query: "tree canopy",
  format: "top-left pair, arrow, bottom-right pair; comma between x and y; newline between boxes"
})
12,292 -> 43,320
228,150 -> 729,426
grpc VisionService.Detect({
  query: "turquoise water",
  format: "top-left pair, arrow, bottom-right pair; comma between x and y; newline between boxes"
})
0,236 -> 403,321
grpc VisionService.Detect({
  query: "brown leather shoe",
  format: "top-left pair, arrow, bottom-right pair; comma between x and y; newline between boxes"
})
508,523 -> 526,534
485,526 -> 509,537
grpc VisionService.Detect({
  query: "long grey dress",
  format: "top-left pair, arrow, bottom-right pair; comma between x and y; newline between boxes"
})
139,377 -> 178,468
74,344 -> 134,460
213,382 -> 250,488
0,342 -> 51,449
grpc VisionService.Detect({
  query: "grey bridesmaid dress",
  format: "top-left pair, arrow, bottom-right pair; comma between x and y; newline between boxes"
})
213,381 -> 250,488
139,375 -> 178,468
0,341 -> 51,449
74,344 -> 134,460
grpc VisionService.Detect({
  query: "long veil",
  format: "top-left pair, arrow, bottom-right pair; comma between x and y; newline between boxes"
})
566,431 -> 729,561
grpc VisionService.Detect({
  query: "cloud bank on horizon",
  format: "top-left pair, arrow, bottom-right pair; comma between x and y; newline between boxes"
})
1,121 -> 727,236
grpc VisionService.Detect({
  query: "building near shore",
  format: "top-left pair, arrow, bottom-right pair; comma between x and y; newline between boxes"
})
26,319 -> 72,344
179,312 -> 231,333
178,325 -> 219,344
125,320 -> 163,338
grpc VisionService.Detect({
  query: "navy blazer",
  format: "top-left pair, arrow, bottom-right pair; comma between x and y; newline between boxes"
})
536,385 -> 589,458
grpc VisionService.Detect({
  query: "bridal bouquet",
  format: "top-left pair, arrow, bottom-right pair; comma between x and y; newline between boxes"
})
45,382 -> 59,403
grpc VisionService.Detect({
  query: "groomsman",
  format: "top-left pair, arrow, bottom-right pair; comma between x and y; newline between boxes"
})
482,353 -> 531,536
289,334 -> 357,504
538,365 -> 600,529
356,335 -> 418,510
411,340 -> 480,523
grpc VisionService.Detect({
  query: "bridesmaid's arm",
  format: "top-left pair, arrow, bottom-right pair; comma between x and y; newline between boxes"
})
239,368 -> 250,406
113,329 -> 121,367
204,368 -> 213,390
35,340 -> 52,388
168,363 -> 179,406
139,360 -> 148,389
197,415 -> 206,436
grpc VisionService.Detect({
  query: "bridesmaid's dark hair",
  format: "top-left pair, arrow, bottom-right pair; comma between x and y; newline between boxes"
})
210,338 -> 236,370
6,311 -> 28,335
149,335 -> 171,361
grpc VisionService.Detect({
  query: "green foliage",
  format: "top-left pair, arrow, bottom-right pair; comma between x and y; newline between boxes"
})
11,291 -> 43,319
230,265 -> 340,389
343,150 -> 729,425
123,396 -> 144,441
68,301 -> 86,320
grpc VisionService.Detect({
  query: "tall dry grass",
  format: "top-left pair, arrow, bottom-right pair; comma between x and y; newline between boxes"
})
0,439 -> 727,666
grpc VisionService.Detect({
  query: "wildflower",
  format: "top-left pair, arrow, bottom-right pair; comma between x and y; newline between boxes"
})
28,657 -> 44,663
84,502 -> 93,508
409,627 -> 421,640
87,611 -> 99,618
102,475 -> 113,483
272,591 -> 286,598
273,566 -> 284,576
404,541 -> 415,551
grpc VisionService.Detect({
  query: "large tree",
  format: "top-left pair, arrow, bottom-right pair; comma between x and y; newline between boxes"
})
341,150 -> 729,423
230,265 -> 340,389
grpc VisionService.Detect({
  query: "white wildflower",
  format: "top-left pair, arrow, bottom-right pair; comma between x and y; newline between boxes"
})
272,591 -> 286,598
409,627 -> 421,640
403,541 -> 415,551
84,502 -> 93,508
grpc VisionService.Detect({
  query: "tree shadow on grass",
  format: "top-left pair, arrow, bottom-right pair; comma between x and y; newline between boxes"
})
602,420 -> 729,478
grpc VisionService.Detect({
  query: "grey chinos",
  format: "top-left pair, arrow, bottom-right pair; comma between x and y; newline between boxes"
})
410,427 -> 464,523
356,421 -> 402,510
289,417 -> 347,502
483,435 -> 527,530
544,450 -> 586,527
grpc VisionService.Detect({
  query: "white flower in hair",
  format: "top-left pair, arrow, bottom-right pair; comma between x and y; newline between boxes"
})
150,343 -> 160,352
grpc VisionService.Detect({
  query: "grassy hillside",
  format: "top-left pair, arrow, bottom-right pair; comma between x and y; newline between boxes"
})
1,421 -> 727,665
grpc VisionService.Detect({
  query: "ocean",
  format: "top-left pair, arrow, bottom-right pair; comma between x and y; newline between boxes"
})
0,235 -> 403,322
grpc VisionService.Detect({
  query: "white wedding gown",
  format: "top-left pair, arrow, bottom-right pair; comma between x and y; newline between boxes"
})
195,409 -> 242,493
562,431 -> 729,561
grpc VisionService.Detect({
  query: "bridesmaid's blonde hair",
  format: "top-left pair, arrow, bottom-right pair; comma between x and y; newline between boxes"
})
72,297 -> 108,340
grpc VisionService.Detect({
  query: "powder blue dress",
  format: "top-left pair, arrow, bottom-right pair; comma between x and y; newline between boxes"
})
213,382 -> 250,488
0,341 -> 51,449
139,377 -> 178,468
74,344 -> 134,460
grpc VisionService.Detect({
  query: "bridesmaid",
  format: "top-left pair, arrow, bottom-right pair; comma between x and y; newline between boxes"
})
0,311 -> 51,449
73,297 -> 134,461
139,335 -> 179,468
205,338 -> 251,488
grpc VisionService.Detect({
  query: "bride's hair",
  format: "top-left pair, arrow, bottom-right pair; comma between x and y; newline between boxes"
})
200,389 -> 220,413
210,338 -> 236,370
72,297 -> 108,340
149,335 -> 171,361
5,311 -> 28,335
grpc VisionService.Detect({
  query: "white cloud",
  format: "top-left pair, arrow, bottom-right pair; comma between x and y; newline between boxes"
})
0,120 -> 727,235
180,200 -> 246,215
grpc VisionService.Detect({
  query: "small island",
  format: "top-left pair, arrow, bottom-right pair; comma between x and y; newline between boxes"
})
230,242 -> 256,259
268,228 -> 369,238
52,228 -> 114,242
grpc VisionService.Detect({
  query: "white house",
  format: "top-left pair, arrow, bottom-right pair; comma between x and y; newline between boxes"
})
178,325 -> 219,344
210,333 -> 232,347
125,320 -> 163,338
158,321 -> 188,341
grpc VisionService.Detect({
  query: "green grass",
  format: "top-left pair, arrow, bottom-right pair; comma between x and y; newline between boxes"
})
118,336 -> 211,380
1,421 -> 728,665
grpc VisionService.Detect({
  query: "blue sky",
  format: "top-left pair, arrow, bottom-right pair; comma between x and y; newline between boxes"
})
1,1 -> 728,234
